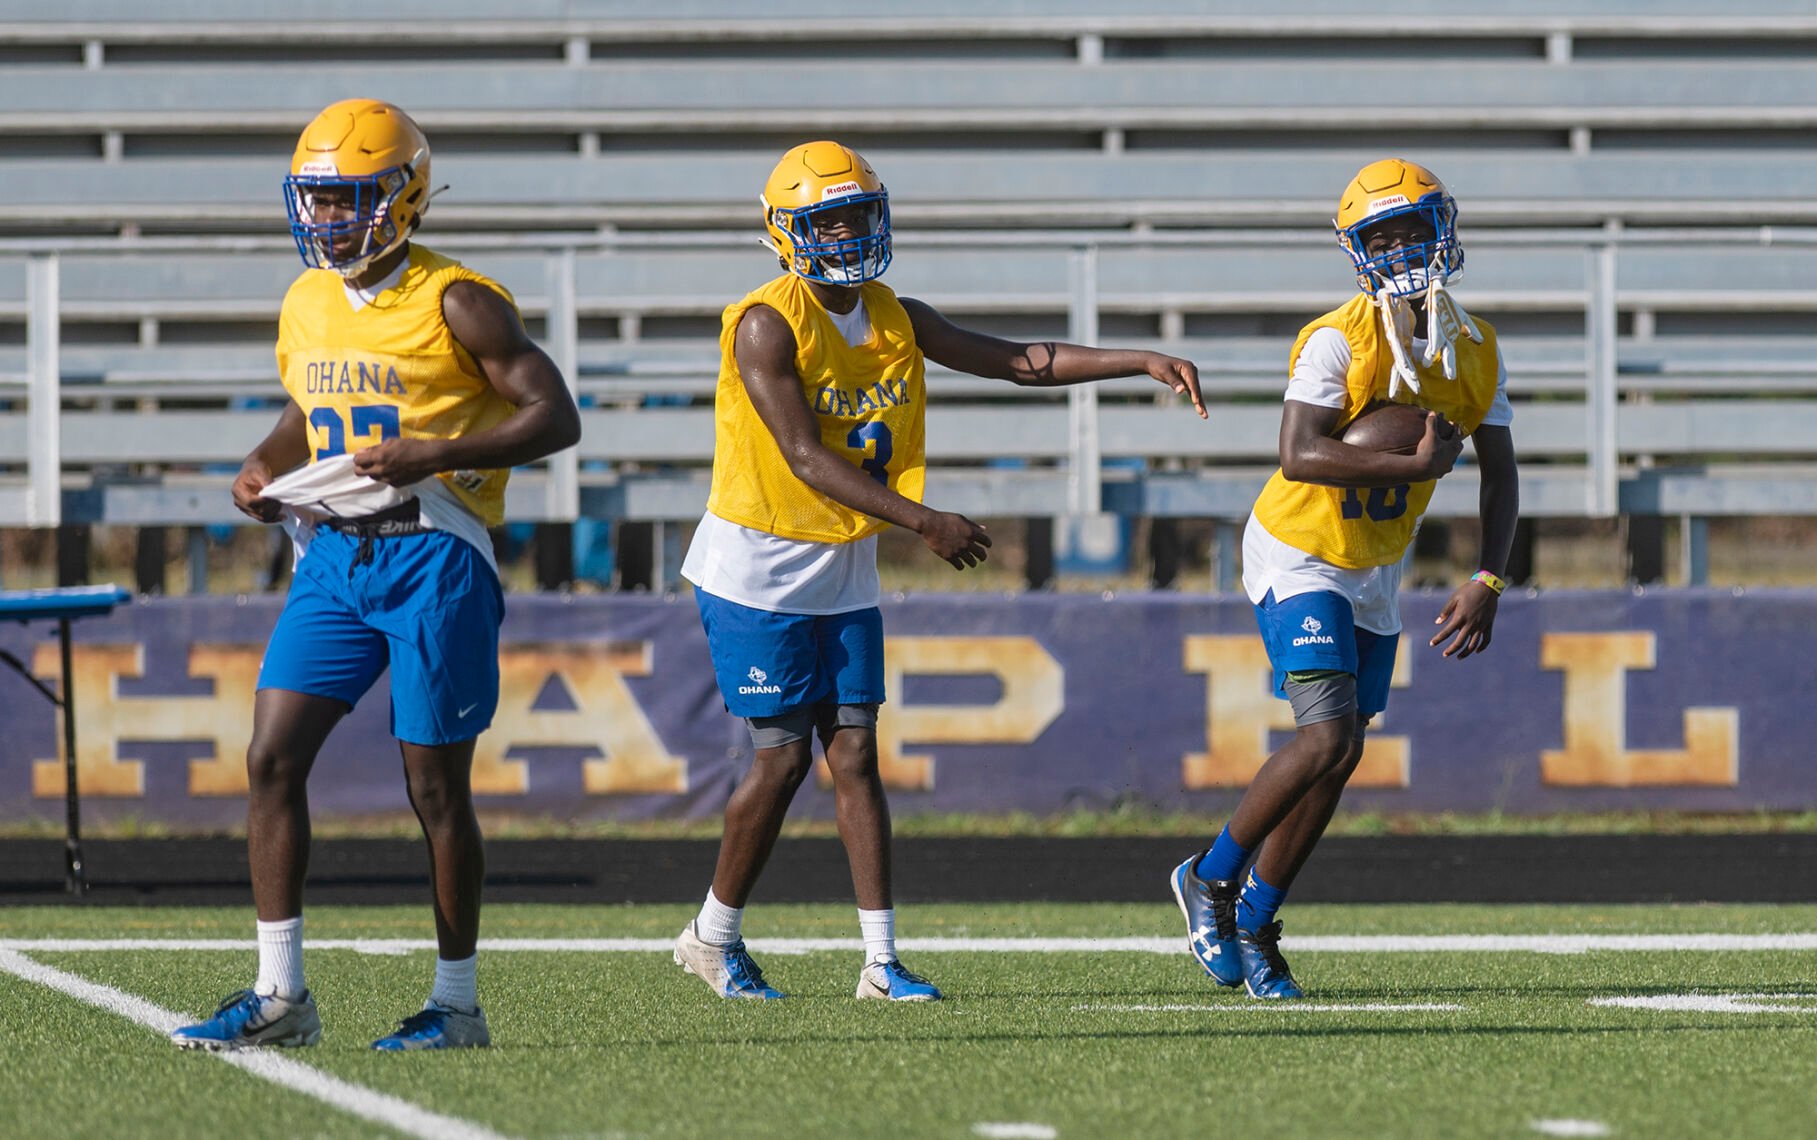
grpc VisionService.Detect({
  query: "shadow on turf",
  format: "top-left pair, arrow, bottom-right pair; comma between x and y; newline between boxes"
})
511,1021 -> 1798,1053
1300,983 -> 1817,1001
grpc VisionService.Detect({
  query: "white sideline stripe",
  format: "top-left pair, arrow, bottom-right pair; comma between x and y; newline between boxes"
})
0,948 -> 511,1140
6,934 -> 1817,955
973,1124 -> 1059,1139
1530,1120 -> 1612,1137
1076,1002 -> 1465,1013
1589,992 -> 1817,1014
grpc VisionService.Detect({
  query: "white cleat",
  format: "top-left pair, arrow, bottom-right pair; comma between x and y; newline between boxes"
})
674,921 -> 784,999
856,959 -> 942,1002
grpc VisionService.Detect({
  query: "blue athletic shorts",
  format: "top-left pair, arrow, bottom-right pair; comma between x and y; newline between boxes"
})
258,529 -> 503,746
1253,589 -> 1398,717
694,589 -> 886,718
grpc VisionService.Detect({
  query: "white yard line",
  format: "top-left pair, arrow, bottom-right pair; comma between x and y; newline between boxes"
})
1589,992 -> 1817,1014
1530,1120 -> 1612,1137
5,934 -> 1817,955
0,948 -> 512,1140
972,1125 -> 1059,1139
1075,1002 -> 1465,1013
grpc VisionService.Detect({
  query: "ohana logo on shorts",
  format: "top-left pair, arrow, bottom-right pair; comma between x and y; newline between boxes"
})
740,665 -> 783,696
1291,613 -> 1337,648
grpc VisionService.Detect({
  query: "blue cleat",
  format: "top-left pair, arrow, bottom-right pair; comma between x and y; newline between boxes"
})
674,921 -> 785,999
1170,852 -> 1243,987
856,959 -> 942,1002
1238,921 -> 1305,1000
371,1001 -> 490,1051
170,989 -> 321,1051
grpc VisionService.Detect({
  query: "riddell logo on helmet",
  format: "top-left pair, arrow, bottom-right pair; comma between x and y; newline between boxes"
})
819,181 -> 863,200
1368,194 -> 1410,213
299,160 -> 340,176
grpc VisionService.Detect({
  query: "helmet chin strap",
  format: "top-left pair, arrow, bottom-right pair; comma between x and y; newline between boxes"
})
1374,278 -> 1481,399
329,201 -> 408,280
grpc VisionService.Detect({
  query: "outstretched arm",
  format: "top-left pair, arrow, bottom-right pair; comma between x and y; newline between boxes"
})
901,297 -> 1206,418
352,280 -> 582,485
734,303 -> 990,569
1430,424 -> 1519,659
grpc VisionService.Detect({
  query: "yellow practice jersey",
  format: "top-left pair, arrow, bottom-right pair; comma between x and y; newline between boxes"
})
1251,292 -> 1501,569
706,273 -> 927,543
275,245 -> 518,525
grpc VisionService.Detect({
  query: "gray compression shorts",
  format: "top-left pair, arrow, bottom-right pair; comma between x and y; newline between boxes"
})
1284,670 -> 1358,727
746,702 -> 881,750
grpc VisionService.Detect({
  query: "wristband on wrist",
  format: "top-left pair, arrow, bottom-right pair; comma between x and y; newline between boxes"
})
1470,569 -> 1508,595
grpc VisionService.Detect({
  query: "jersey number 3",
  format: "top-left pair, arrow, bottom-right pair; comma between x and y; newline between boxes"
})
847,422 -> 893,485
312,405 -> 401,460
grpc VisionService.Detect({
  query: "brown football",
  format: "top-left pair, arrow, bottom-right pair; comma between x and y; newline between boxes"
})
1339,401 -> 1452,455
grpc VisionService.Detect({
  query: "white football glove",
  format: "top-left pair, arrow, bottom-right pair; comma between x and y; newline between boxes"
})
1375,285 -> 1422,399
1418,278 -> 1483,381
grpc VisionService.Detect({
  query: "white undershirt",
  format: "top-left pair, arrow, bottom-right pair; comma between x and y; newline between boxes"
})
1241,325 -> 1513,635
682,296 -> 883,615
823,298 -> 872,346
341,258 -> 407,313
260,453 -> 498,577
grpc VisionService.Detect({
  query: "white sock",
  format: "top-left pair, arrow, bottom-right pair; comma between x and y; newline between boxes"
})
254,917 -> 305,1001
859,908 -> 896,965
697,889 -> 743,947
429,954 -> 479,1014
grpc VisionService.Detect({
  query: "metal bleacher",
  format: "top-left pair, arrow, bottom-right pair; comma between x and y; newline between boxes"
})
4,0 -> 1817,581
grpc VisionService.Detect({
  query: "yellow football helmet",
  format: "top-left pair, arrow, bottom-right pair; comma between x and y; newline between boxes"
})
282,98 -> 432,277
1334,158 -> 1463,297
761,141 -> 892,285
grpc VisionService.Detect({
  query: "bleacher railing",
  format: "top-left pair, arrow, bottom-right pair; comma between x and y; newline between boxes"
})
6,225 -> 1817,534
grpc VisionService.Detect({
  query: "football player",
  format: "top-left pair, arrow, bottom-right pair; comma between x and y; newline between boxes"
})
1170,159 -> 1519,998
673,140 -> 1206,1001
170,100 -> 580,1050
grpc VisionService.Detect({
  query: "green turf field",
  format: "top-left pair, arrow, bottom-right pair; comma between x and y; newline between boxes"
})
4,903 -> 1815,1139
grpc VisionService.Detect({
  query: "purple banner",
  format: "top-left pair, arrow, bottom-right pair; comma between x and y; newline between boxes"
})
1,589 -> 1810,826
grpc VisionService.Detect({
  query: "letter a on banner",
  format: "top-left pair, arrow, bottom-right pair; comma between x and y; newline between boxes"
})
475,642 -> 687,795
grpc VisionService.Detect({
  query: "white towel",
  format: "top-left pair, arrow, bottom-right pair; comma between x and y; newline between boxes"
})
256,455 -> 496,576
